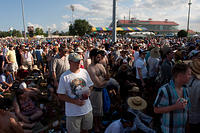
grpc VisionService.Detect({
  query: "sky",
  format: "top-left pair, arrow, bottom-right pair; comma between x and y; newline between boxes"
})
0,0 -> 200,32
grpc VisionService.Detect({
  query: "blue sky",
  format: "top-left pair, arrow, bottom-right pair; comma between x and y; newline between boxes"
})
0,0 -> 200,32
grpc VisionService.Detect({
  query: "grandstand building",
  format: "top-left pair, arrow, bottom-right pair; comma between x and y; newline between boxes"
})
117,18 -> 179,35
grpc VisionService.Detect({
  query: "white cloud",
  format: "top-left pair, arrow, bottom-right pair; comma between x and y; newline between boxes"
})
47,24 -> 57,31
27,22 -> 43,29
61,0 -> 200,31
62,15 -> 71,19
64,1 -> 113,27
61,22 -> 70,31
52,24 -> 56,29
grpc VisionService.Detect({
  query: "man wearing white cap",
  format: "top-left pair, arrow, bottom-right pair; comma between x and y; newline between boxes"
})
57,52 -> 94,133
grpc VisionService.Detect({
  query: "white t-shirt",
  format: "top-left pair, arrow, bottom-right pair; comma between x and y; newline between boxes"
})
57,68 -> 94,116
136,57 -> 148,79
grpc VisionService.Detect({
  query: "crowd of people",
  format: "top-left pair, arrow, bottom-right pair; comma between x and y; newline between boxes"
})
0,34 -> 200,133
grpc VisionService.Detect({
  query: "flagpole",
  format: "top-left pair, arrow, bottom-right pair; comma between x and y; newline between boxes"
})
21,0 -> 26,39
112,0 -> 117,43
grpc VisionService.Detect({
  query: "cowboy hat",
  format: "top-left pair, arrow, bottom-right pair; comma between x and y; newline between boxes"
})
189,59 -> 200,79
32,65 -> 40,71
75,47 -> 84,53
20,65 -> 28,70
150,47 -> 160,58
118,64 -> 130,72
127,96 -> 147,111
129,86 -> 140,93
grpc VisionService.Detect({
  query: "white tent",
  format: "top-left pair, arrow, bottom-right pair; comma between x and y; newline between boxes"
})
193,34 -> 199,37
128,32 -> 155,35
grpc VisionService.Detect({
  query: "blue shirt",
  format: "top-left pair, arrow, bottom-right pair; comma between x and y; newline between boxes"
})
105,113 -> 155,133
154,80 -> 190,133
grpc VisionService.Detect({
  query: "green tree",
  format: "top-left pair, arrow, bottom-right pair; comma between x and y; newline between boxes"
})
44,31 -> 48,37
12,29 -> 22,37
69,24 -> 75,35
52,30 -> 59,35
0,31 -> 10,38
59,31 -> 68,36
35,28 -> 44,35
177,30 -> 188,38
69,19 -> 92,36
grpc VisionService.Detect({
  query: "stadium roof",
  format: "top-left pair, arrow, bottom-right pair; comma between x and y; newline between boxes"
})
118,19 -> 179,26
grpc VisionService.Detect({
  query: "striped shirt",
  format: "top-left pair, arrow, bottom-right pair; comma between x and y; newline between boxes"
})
154,80 -> 190,133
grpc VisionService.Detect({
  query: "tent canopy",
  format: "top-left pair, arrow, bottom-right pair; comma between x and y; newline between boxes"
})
92,27 -> 148,32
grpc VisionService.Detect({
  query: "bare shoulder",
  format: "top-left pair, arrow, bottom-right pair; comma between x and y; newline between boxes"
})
87,64 -> 96,73
96,63 -> 104,68
97,63 -> 106,71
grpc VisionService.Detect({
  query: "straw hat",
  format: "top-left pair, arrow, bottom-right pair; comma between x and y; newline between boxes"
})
32,65 -> 40,70
189,59 -> 200,79
75,47 -> 84,53
150,47 -> 160,58
129,86 -> 140,93
20,65 -> 28,70
127,96 -> 147,111
24,47 -> 29,51
183,60 -> 192,65
88,44 -> 93,47
119,64 -> 130,72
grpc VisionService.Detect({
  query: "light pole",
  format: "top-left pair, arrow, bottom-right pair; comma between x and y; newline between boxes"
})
21,0 -> 26,39
187,0 -> 192,33
112,0 -> 117,43
70,5 -> 75,24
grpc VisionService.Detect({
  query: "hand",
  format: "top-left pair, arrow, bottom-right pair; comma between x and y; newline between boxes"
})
175,98 -> 187,110
5,88 -> 10,92
73,99 -> 85,106
82,93 -> 89,100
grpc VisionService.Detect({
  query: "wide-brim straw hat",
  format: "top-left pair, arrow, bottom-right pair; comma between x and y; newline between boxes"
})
75,47 -> 84,53
129,86 -> 140,93
118,64 -> 130,72
127,96 -> 147,111
32,65 -> 40,71
150,47 -> 160,58
20,65 -> 28,70
24,47 -> 29,51
189,59 -> 200,80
